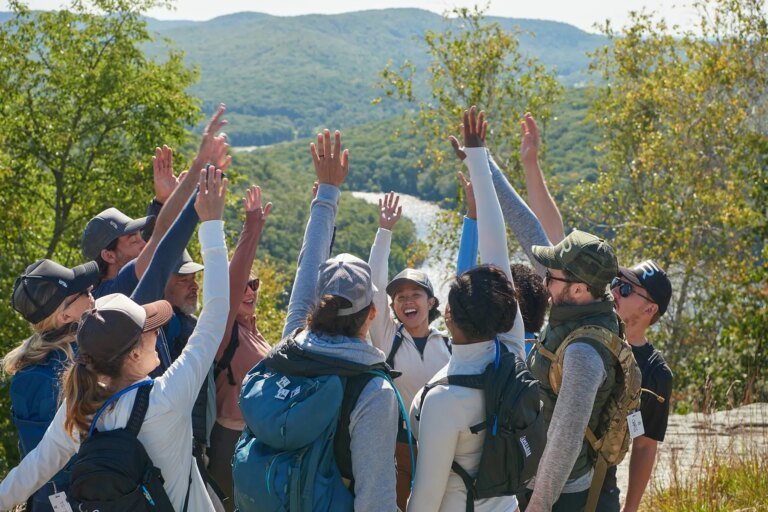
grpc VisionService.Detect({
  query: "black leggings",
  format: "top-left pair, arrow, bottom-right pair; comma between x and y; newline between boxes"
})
208,422 -> 243,512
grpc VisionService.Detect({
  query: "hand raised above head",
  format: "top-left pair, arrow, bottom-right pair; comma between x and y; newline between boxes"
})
520,112 -> 540,168
309,129 -> 349,187
244,184 -> 272,226
152,144 -> 177,203
194,165 -> 228,221
198,104 -> 230,167
378,191 -> 402,231
462,106 -> 487,149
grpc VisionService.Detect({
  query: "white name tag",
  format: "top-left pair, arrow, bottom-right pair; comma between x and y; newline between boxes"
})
627,410 -> 645,439
49,491 -> 74,512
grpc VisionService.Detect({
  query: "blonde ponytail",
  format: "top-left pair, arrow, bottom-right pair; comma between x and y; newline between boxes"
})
2,308 -> 75,376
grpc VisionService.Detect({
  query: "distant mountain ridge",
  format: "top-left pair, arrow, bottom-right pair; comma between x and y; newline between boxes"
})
1,8 -> 607,146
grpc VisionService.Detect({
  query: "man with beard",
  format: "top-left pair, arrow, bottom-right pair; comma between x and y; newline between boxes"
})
524,230 -> 622,511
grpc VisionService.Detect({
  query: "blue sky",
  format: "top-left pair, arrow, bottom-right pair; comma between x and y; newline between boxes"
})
3,0 -> 699,33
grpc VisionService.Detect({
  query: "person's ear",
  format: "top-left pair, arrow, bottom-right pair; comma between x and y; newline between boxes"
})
100,248 -> 118,265
645,302 -> 659,320
428,297 -> 436,309
368,302 -> 377,321
58,307 -> 77,326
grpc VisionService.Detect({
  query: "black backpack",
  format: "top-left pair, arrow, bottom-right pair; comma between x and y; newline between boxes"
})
416,343 -> 545,512
69,380 -> 189,512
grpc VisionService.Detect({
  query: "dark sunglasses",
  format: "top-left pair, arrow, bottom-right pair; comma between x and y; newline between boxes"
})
63,287 -> 92,309
246,278 -> 260,292
544,269 -> 580,285
610,277 -> 654,303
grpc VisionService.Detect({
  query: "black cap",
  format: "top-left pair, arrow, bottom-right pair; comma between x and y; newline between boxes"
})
77,294 -> 173,362
386,268 -> 434,298
12,259 -> 100,324
619,260 -> 672,317
81,208 -> 155,260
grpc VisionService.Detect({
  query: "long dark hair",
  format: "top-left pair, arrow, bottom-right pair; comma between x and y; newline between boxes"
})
448,265 -> 518,341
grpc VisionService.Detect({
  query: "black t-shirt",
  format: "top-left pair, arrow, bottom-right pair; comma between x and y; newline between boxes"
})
412,336 -> 429,356
602,341 -> 673,490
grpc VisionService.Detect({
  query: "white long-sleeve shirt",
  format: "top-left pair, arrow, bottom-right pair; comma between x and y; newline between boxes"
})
368,227 -> 452,410
463,147 -> 525,359
0,220 -> 229,511
407,340 -> 519,512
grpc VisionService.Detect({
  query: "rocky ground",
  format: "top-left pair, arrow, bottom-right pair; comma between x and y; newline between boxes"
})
614,402 -> 768,498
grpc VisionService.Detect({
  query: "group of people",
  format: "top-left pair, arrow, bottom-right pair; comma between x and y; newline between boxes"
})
0,104 -> 672,512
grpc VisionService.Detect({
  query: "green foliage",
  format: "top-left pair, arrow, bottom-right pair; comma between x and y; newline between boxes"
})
0,0 -> 200,474
138,8 -> 605,146
571,0 -> 768,411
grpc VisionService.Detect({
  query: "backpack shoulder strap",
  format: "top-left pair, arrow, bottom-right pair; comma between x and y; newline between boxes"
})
215,322 -> 240,385
413,377 -> 448,422
88,379 -> 154,438
335,372 -> 380,481
125,382 -> 153,437
385,325 -> 405,369
544,325 -> 620,395
442,335 -> 452,354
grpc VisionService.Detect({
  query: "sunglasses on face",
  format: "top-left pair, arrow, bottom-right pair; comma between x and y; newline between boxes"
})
63,287 -> 93,310
610,277 -> 654,303
246,278 -> 260,292
544,269 -> 580,285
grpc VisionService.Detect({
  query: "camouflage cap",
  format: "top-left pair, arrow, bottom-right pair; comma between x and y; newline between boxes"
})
532,230 -> 618,292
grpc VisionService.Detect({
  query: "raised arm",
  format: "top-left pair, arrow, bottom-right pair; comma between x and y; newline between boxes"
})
156,166 -> 229,406
135,105 -> 230,278
367,192 -> 402,353
221,185 -> 272,348
520,112 -> 565,243
456,171 -> 478,276
452,107 -> 524,348
282,129 -> 348,337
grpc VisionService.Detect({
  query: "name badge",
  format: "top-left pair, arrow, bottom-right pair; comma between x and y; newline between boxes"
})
627,410 -> 645,439
49,491 -> 74,512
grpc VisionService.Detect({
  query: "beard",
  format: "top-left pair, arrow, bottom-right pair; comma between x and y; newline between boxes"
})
178,300 -> 199,316
550,284 -> 578,306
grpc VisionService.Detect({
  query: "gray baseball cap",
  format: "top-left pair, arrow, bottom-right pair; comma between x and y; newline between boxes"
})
81,208 -> 155,260
77,293 -> 172,362
175,249 -> 204,275
316,254 -> 377,316
386,268 -> 434,298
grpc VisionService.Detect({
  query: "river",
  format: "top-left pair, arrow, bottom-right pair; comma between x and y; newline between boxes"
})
351,191 -> 455,307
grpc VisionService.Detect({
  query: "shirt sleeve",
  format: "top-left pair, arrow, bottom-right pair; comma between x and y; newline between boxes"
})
153,220 -> 229,409
282,184 -> 340,338
487,152 -> 551,277
526,342 -> 606,512
91,259 -> 139,299
131,192 -> 198,305
456,216 -> 478,276
349,377 -> 399,512
640,366 -> 673,442
406,384 -> 462,512
0,404 -> 78,510
367,228 -> 398,355
464,147 -> 525,351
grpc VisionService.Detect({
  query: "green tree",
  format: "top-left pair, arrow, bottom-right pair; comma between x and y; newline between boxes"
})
572,0 -> 767,410
0,0 -> 199,472
376,5 -> 562,202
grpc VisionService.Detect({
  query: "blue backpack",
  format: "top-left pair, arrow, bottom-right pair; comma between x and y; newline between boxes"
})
233,338 -> 411,512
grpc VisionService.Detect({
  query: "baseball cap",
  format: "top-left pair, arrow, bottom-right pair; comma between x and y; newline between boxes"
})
619,260 -> 672,317
12,259 -> 100,324
316,254 -> 376,316
77,294 -> 173,362
532,229 -> 618,292
385,268 -> 435,298
175,249 -> 204,275
81,208 -> 156,260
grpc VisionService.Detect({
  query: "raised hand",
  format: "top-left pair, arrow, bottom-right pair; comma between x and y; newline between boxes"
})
197,104 -> 231,170
378,191 -> 402,231
152,145 -> 177,203
309,129 -> 349,187
449,105 -> 488,160
520,112 -> 540,169
457,171 -> 477,220
244,184 -> 272,227
312,181 -> 319,199
194,165 -> 228,221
